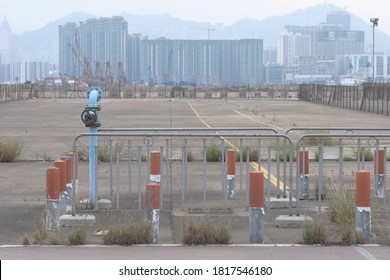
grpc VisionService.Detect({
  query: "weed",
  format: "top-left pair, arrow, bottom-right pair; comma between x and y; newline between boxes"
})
0,136 -> 24,162
328,187 -> 358,244
183,216 -> 230,245
22,234 -> 30,245
237,148 -> 258,162
68,227 -> 87,245
354,148 -> 374,162
32,228 -> 48,244
102,222 -> 152,245
206,145 -> 222,162
187,149 -> 196,162
270,140 -> 297,161
304,131 -> 337,147
302,219 -> 327,245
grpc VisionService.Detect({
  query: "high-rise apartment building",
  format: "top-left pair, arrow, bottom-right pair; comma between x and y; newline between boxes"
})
327,11 -> 351,31
138,38 -> 263,85
0,17 -> 12,64
59,17 -> 263,85
59,17 -> 128,79
277,32 -> 311,65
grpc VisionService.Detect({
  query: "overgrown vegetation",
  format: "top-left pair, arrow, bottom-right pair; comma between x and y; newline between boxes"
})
102,222 -> 152,245
68,227 -> 87,245
302,219 -> 327,245
304,130 -> 338,147
206,145 -> 222,162
183,216 -> 231,245
76,140 -> 123,162
237,148 -> 259,162
0,136 -> 24,162
328,187 -> 361,244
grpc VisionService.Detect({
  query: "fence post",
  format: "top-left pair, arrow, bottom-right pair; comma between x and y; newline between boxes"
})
61,155 -> 73,213
299,150 -> 309,199
145,182 -> 160,243
374,149 -> 385,198
53,159 -> 67,216
68,153 -> 79,213
249,171 -> 264,243
146,151 -> 161,243
46,167 -> 60,230
150,151 -> 161,183
227,149 -> 236,199
355,170 -> 371,243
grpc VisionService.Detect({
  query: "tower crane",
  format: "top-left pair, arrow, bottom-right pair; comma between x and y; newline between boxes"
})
192,26 -> 215,40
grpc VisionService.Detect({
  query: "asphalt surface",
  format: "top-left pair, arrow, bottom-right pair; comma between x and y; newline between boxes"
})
1,97 -> 390,260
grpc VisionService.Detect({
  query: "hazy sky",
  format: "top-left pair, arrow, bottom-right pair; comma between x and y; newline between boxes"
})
1,0 -> 389,34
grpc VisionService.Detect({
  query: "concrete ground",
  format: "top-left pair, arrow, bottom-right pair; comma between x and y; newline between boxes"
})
1,97 -> 390,256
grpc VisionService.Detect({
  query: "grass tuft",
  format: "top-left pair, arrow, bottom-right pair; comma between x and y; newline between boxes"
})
102,222 -> 152,245
183,216 -> 230,245
0,136 -> 24,162
68,227 -> 87,245
302,219 -> 327,245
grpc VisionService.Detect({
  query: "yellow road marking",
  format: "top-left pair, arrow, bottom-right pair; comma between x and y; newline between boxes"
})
232,109 -> 284,131
187,101 -> 288,191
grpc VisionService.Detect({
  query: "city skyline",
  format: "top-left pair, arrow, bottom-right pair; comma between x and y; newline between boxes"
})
2,0 -> 390,35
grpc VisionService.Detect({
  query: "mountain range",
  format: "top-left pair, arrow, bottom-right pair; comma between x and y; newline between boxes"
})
9,3 -> 390,65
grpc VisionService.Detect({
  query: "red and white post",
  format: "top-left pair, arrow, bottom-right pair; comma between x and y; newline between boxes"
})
355,170 -> 371,243
299,150 -> 310,199
249,171 -> 264,243
374,149 -> 385,198
147,151 -> 161,243
46,167 -> 60,230
53,159 -> 67,216
227,149 -> 236,199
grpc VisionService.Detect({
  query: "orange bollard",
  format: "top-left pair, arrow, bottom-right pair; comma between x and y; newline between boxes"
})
356,170 -> 370,207
249,171 -> 264,243
46,166 -> 60,230
150,151 -> 160,182
299,150 -> 309,175
61,155 -> 72,184
227,149 -> 236,176
355,170 -> 371,242
374,149 -> 385,175
145,182 -> 161,210
46,167 -> 60,200
250,171 -> 264,208
53,159 -> 67,192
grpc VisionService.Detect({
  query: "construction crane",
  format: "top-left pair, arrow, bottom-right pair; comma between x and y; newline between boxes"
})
95,62 -> 103,81
68,33 -> 101,86
117,61 -> 128,85
105,61 -> 113,84
192,26 -> 215,40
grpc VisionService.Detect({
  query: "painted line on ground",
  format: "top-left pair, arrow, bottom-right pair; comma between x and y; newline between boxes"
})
354,246 -> 377,260
232,109 -> 284,131
187,101 -> 288,191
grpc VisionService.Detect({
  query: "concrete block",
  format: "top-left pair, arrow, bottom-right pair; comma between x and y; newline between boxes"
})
79,198 -> 112,210
59,214 -> 96,227
266,197 -> 296,209
275,215 -> 312,228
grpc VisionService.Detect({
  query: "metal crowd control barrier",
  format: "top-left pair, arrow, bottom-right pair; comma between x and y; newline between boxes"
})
295,133 -> 390,215
71,130 -> 294,214
70,127 -> 390,221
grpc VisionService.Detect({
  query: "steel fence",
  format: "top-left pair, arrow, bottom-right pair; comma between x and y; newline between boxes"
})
299,82 -> 390,116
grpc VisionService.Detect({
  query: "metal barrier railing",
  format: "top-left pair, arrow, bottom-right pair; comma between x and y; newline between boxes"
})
71,128 -> 390,218
296,133 -> 390,215
72,131 -> 294,213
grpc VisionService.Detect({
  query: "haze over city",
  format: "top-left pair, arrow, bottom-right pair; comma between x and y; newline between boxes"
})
2,0 -> 390,35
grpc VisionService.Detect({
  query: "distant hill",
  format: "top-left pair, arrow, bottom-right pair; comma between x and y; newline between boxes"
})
9,4 -> 390,65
